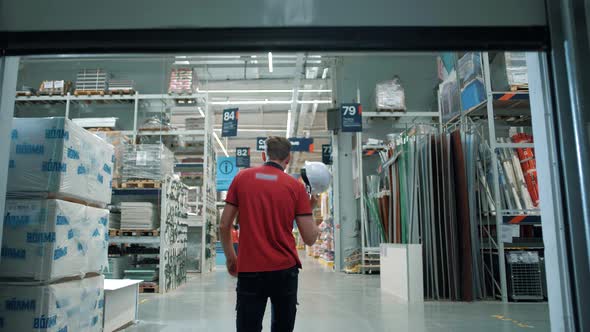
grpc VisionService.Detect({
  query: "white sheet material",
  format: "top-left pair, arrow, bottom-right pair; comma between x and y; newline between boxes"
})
72,117 -> 118,128
0,199 -> 109,281
8,117 -> 114,206
0,275 -> 104,332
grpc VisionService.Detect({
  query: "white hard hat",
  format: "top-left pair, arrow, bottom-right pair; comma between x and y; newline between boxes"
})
301,161 -> 331,194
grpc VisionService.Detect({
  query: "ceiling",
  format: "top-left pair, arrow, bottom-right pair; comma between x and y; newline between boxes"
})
179,53 -> 334,173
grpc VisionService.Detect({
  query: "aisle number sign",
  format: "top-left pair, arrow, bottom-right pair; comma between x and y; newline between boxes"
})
341,103 -> 362,132
289,138 -> 314,152
216,156 -> 238,191
256,137 -> 267,151
235,147 -> 250,168
322,144 -> 332,165
222,108 -> 239,137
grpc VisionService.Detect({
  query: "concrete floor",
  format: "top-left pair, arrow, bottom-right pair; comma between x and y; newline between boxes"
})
124,255 -> 550,332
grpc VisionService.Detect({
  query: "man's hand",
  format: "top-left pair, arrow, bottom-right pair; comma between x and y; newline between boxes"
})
226,254 -> 238,277
309,194 -> 320,209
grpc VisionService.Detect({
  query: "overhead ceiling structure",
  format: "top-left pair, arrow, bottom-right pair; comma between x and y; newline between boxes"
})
180,53 -> 334,173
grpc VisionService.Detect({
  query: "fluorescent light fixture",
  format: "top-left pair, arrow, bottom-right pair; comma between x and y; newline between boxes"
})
322,68 -> 329,79
296,100 -> 332,104
268,52 -> 273,73
198,107 -> 205,117
210,100 -> 292,105
299,89 -> 331,93
202,89 -> 331,94
286,110 -> 292,138
209,99 -> 331,105
251,55 -> 257,58
207,89 -> 293,94
213,132 -> 229,157
214,128 -> 286,133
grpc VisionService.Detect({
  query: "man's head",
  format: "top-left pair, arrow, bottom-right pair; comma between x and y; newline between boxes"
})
262,136 -> 291,168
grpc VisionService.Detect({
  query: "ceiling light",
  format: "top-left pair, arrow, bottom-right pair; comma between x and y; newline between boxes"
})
299,89 -> 331,93
213,128 -> 287,133
322,68 -> 329,79
286,110 -> 292,138
213,132 -> 229,157
268,52 -> 273,73
210,100 -> 292,105
296,100 -> 332,104
206,89 -> 293,94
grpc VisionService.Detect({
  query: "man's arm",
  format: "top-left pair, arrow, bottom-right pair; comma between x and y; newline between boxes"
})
220,204 -> 239,276
295,195 -> 320,246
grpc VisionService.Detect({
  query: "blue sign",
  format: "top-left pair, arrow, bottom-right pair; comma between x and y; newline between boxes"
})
235,147 -> 250,168
216,157 -> 238,191
341,103 -> 362,132
222,108 -> 239,137
256,137 -> 267,151
322,144 -> 332,165
289,138 -> 314,152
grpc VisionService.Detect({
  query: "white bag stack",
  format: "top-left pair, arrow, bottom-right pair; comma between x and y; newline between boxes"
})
375,76 -> 406,111
7,117 -> 114,206
0,275 -> 104,332
0,199 -> 108,281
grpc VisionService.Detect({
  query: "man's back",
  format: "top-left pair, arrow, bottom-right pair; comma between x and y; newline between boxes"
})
225,162 -> 311,272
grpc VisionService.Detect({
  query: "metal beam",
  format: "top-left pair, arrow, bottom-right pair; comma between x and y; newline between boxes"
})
0,56 -> 19,250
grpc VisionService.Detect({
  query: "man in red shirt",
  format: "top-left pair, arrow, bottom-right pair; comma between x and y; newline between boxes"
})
220,136 -> 319,332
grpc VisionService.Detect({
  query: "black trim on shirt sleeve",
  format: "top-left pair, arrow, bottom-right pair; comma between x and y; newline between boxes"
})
225,200 -> 238,207
295,213 -> 313,217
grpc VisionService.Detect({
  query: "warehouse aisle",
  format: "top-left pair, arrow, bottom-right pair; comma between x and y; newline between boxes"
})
125,255 -> 550,332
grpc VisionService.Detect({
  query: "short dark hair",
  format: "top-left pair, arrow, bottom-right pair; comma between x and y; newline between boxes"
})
265,136 -> 291,161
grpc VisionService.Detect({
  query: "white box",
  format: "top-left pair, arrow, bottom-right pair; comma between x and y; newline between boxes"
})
380,244 -> 423,303
0,275 -> 104,332
103,279 -> 141,332
8,117 -> 114,206
0,199 -> 108,281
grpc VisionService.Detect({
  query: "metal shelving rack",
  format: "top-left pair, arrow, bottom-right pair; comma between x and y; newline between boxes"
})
448,52 -> 540,302
358,111 -> 442,274
15,91 -> 218,275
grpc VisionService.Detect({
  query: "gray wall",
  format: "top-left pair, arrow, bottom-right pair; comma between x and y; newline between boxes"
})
335,54 -> 439,142
0,0 -> 546,31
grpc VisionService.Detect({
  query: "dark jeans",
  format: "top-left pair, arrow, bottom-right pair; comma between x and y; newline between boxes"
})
236,266 -> 299,332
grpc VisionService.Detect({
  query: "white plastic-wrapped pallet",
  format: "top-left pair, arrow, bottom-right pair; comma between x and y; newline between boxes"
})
375,76 -> 406,111
7,117 -> 114,206
121,143 -> 174,181
0,199 -> 108,281
0,275 -> 104,332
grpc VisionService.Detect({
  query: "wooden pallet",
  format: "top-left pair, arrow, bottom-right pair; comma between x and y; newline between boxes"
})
510,84 -> 529,92
121,180 -> 161,189
74,90 -> 105,96
109,229 -> 160,237
107,89 -> 136,96
138,127 -> 171,132
38,92 -> 68,97
139,282 -> 159,293
86,127 -> 114,132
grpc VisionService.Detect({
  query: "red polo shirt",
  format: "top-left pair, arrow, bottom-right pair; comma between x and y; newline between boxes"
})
225,162 -> 312,272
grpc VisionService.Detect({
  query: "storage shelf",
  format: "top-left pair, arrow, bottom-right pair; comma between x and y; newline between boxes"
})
15,93 -> 207,103
110,236 -> 161,244
464,92 -> 531,118
136,129 -> 205,136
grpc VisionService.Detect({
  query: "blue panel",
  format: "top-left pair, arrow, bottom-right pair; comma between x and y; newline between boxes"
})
461,79 -> 486,111
217,157 -> 238,191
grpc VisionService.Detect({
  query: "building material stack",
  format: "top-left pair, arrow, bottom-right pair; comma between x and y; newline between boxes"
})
0,117 -> 114,331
